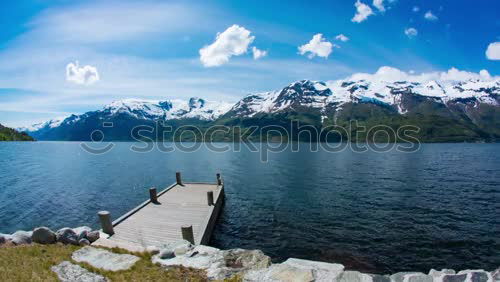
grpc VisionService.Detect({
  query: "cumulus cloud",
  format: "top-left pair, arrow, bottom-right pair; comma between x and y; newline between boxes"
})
252,47 -> 267,60
412,6 -> 420,12
335,34 -> 350,42
404,28 -> 418,38
486,42 -> 500,60
424,11 -> 438,21
66,61 -> 99,85
440,67 -> 492,81
352,1 -> 374,23
373,0 -> 385,12
199,25 -> 255,67
298,34 -> 334,59
348,66 -> 497,83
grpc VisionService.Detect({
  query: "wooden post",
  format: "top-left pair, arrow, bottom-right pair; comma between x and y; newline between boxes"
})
98,211 -> 114,235
181,225 -> 194,244
207,191 -> 214,206
149,187 -> 158,203
176,172 -> 183,186
216,173 -> 222,186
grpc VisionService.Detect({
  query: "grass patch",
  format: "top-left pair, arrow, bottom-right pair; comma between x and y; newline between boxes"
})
0,243 -> 79,281
0,244 -> 208,281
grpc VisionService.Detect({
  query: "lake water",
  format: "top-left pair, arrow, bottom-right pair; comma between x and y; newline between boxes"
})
0,142 -> 498,273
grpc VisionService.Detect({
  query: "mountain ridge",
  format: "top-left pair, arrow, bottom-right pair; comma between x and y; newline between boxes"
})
17,67 -> 500,142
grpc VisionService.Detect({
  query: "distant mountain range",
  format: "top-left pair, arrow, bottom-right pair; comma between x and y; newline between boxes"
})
19,71 -> 500,142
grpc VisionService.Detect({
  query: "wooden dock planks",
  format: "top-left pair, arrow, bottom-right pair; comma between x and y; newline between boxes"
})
93,181 -> 224,251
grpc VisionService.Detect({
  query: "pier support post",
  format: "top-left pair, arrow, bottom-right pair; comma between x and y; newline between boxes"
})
216,173 -> 222,186
149,187 -> 158,204
176,172 -> 183,186
207,191 -> 214,206
98,211 -> 114,235
181,225 -> 194,244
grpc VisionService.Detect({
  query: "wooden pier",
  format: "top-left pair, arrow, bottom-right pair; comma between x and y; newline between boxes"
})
92,172 -> 224,252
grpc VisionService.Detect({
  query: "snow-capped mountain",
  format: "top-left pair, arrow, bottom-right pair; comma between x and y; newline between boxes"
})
19,67 -> 500,141
17,118 -> 66,132
227,70 -> 499,118
102,97 -> 232,121
20,97 -> 233,141
23,97 -> 231,132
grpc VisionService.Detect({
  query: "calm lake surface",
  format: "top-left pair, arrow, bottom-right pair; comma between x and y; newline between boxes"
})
0,142 -> 498,273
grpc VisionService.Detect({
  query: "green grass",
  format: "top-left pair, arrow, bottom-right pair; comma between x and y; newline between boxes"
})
0,244 -> 208,281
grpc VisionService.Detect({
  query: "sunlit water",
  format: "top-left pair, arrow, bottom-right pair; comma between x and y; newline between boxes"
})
0,142 -> 498,273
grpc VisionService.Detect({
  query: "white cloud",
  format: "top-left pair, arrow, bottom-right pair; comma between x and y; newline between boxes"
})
485,42 -> 500,60
424,11 -> 438,21
412,6 -> 420,12
348,66 -> 497,83
440,67 -> 491,81
404,28 -> 418,38
298,34 -> 334,59
373,0 -> 385,12
352,1 -> 374,23
335,34 -> 350,42
251,47 -> 267,60
199,25 -> 255,67
479,70 -> 491,79
66,61 -> 99,85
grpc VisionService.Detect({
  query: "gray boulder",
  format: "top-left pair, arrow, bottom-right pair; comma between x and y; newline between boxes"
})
223,248 -> 271,270
492,268 -> 500,282
32,227 -> 56,244
267,263 -> 314,282
390,272 -> 423,282
429,269 -> 456,277
0,234 -> 7,245
157,240 -> 193,258
11,231 -> 32,245
154,244 -> 274,280
339,270 -> 373,282
73,226 -> 92,241
79,239 -> 91,246
153,245 -> 225,279
407,273 -> 433,282
86,231 -> 100,243
457,270 -> 490,282
245,258 -> 344,282
56,228 -> 79,245
51,261 -> 107,282
173,241 -> 193,256
72,246 -> 140,272
370,274 -> 391,282
443,274 -> 468,282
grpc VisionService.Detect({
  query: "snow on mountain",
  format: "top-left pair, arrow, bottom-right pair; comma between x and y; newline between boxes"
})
229,67 -> 499,117
17,118 -> 66,132
20,67 -> 499,131
103,97 -> 232,121
230,80 -> 332,117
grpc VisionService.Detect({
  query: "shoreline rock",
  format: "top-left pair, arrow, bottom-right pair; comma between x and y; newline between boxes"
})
11,231 -> 32,245
1,225 -> 101,247
32,227 -> 56,244
152,240 -> 498,282
1,226 -> 498,281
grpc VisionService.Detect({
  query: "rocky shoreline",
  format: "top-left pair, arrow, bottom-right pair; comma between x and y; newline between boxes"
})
152,240 -> 499,282
1,227 -> 499,282
0,226 -> 100,247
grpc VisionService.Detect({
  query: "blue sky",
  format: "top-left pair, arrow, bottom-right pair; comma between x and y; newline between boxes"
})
0,0 -> 499,127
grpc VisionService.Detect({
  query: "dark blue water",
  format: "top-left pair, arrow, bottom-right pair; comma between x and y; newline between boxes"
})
0,142 -> 498,273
